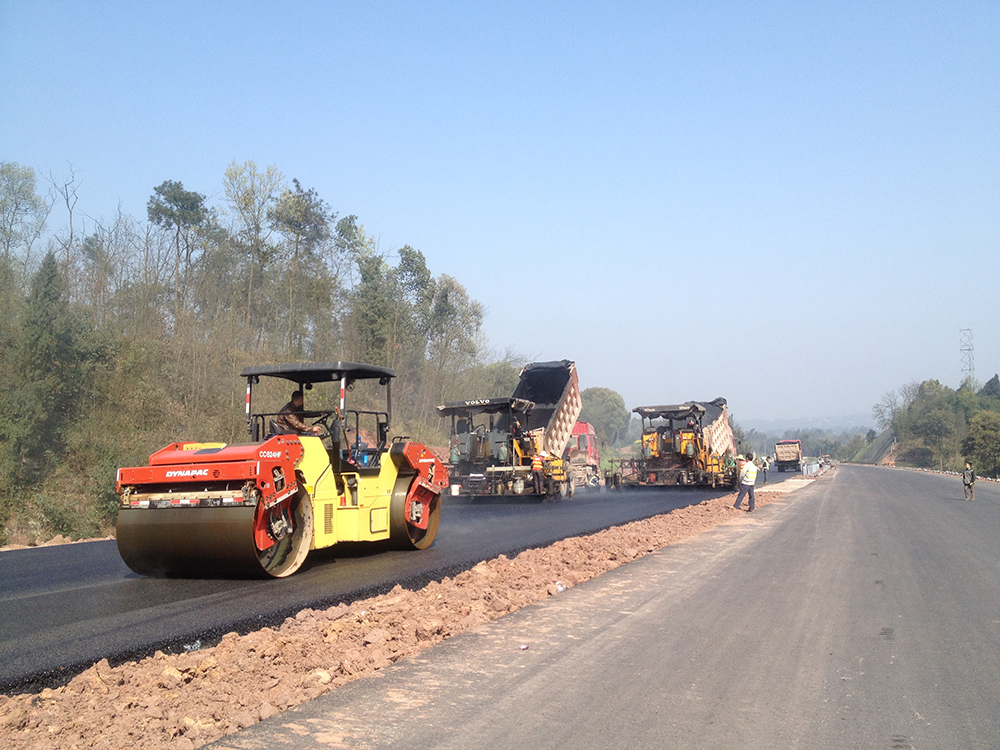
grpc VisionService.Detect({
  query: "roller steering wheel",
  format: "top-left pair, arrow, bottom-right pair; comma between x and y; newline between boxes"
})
309,409 -> 339,438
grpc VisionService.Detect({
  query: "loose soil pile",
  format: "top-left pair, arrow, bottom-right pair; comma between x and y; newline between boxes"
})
1,489 -> 787,750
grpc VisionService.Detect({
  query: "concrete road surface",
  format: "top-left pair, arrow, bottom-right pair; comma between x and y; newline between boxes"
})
211,466 -> 1000,749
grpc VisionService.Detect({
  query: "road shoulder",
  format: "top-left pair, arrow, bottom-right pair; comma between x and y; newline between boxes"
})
207,491 -> 801,749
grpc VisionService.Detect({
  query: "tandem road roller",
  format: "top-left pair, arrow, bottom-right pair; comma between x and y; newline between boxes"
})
116,361 -> 448,578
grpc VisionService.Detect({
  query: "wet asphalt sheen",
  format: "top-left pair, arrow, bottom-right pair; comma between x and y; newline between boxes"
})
207,466 -> 1000,750
0,477 -> 803,692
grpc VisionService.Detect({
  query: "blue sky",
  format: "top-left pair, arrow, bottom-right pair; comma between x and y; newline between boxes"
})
2,1 -> 997,425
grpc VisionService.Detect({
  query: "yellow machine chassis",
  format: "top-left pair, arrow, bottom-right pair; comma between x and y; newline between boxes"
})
297,436 -> 403,548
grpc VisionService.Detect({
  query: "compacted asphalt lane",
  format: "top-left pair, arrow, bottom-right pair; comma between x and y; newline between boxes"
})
0,474 -> 796,692
217,465 -> 1000,749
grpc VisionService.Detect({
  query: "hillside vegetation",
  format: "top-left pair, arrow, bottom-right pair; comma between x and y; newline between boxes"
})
874,375 -> 1000,476
0,161 -> 530,545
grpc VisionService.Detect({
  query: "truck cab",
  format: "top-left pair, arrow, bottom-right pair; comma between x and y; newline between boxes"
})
566,421 -> 602,489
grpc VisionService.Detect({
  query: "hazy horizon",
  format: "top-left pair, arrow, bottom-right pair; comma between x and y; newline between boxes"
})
3,2 -> 996,422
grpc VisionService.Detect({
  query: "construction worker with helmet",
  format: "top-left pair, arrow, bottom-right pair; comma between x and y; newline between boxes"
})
532,451 -> 547,494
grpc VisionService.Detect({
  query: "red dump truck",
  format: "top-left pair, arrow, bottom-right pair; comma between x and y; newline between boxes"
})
565,421 -> 601,490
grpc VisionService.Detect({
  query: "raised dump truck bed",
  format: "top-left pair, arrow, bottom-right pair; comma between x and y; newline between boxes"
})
612,397 -> 737,488
511,360 -> 581,457
439,360 -> 582,499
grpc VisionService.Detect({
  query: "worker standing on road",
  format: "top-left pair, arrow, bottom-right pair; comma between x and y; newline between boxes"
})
760,456 -> 768,484
733,451 -> 758,512
963,460 -> 976,501
532,451 -> 546,494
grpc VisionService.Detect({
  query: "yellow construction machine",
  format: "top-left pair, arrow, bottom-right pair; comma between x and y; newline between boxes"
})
438,360 -> 581,499
437,397 -> 571,498
116,361 -> 447,578
610,398 -> 738,489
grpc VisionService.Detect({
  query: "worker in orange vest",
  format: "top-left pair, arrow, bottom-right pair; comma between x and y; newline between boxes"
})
532,451 -> 546,494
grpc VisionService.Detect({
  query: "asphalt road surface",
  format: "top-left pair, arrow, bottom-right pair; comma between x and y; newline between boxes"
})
215,465 -> 1000,750
0,476 -> 797,693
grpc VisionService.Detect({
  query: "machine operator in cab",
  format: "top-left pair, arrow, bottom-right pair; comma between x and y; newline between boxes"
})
276,390 -> 323,435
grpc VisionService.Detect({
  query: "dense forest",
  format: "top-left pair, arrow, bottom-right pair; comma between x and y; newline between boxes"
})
0,160 -> 588,544
873,375 -> 1000,476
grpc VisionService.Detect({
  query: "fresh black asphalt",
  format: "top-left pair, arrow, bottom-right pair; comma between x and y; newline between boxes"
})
0,477 -> 796,693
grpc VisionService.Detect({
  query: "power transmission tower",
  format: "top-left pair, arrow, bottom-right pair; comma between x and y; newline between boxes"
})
960,328 -> 976,386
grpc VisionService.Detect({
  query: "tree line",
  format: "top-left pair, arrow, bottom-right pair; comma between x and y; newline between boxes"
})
740,425 -> 872,463
0,159 -> 545,544
873,374 -> 1000,476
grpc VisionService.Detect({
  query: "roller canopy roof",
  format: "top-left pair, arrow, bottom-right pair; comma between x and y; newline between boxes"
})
241,361 -> 395,385
437,397 -> 534,416
633,397 -> 728,423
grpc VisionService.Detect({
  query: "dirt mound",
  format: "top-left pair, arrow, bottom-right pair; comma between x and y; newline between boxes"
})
0,490 -> 785,749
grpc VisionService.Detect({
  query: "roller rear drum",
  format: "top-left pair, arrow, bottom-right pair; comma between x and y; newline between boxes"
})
116,494 -> 313,578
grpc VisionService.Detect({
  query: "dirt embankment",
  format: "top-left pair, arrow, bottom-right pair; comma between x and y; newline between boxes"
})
0,535 -> 115,553
0,489 -> 789,750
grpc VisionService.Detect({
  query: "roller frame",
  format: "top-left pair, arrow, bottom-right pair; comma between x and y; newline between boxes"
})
115,362 -> 449,578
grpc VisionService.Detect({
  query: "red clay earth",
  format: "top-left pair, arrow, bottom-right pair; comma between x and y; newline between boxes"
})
0,486 -> 802,750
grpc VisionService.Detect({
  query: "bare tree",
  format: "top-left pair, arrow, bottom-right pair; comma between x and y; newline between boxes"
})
899,381 -> 920,409
222,160 -> 284,337
872,390 -> 900,431
46,164 -> 81,268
